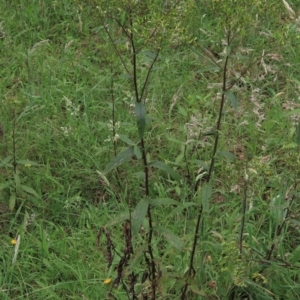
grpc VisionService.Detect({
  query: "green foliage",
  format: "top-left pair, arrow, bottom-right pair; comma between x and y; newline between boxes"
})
1,0 -> 300,299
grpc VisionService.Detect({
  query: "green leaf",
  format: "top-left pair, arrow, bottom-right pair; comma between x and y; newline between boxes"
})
154,226 -> 183,251
226,46 -> 231,56
225,90 -> 238,110
202,182 -> 212,213
134,145 -> 142,159
178,106 -> 187,117
148,160 -> 181,182
118,134 -> 136,146
0,182 -> 10,190
135,102 -> 146,139
150,198 -> 180,207
9,192 -> 16,211
286,108 -> 300,115
290,245 -> 300,265
282,142 -> 297,149
132,198 -> 149,237
217,151 -> 237,162
175,153 -> 184,164
20,185 -> 40,198
104,147 -> 135,173
14,172 -> 21,190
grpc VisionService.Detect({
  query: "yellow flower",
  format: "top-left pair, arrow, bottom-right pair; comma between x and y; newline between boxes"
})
104,278 -> 112,285
11,239 -> 17,245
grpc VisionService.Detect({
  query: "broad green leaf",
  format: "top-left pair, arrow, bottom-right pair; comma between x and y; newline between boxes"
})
175,153 -> 184,164
202,182 -> 212,212
118,134 -> 136,146
150,198 -> 180,207
154,226 -> 183,251
148,160 -> 181,182
132,198 -> 149,237
226,46 -> 231,56
14,172 -> 21,190
135,102 -> 146,139
178,106 -> 187,117
290,245 -> 300,265
120,10 -> 126,26
20,185 -> 40,198
104,147 -> 135,173
0,182 -> 10,190
217,151 -> 237,162
9,192 -> 16,211
225,90 -> 238,110
134,145 -> 142,159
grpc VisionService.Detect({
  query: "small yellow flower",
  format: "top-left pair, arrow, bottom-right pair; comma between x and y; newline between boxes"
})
25,164 -> 32,167
104,278 -> 112,284
11,239 -> 17,245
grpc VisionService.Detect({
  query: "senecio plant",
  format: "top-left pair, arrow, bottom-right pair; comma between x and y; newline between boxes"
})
95,1 -> 179,298
83,0 -> 300,299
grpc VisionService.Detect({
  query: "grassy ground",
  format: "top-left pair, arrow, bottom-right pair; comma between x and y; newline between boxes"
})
1,0 -> 300,299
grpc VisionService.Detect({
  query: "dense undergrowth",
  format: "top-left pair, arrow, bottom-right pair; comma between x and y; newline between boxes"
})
1,0 -> 300,299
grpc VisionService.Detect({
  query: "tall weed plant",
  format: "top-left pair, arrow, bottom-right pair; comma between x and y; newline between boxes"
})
0,0 -> 300,299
